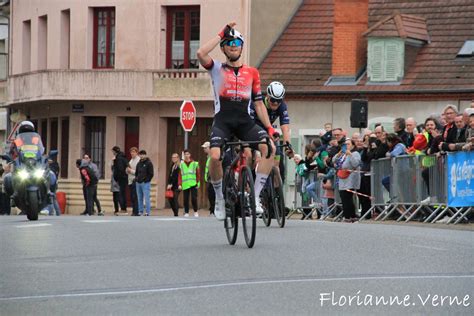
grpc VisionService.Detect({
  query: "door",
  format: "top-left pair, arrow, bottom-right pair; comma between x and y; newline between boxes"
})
124,117 -> 139,206
166,118 -> 213,210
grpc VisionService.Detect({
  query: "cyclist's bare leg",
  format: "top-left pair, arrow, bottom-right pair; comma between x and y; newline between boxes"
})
209,147 -> 224,199
254,142 -> 275,199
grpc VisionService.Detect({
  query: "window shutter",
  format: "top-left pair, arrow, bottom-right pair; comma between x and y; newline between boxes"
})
384,39 -> 404,81
368,40 -> 384,82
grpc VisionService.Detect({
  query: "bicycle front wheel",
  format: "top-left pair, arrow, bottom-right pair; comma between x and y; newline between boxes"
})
240,166 -> 256,248
223,167 -> 238,245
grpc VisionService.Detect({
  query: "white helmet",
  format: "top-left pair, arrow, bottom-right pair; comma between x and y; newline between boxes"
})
267,81 -> 286,100
18,120 -> 35,133
220,29 -> 245,47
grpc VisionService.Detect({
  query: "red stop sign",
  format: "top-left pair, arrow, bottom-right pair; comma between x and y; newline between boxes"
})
180,100 -> 196,132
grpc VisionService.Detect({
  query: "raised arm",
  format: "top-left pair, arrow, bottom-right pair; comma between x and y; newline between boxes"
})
196,22 -> 236,68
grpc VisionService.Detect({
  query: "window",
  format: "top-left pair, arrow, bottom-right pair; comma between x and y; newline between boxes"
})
93,7 -> 115,68
0,16 -> 8,80
60,10 -> 70,69
84,117 -> 106,178
457,40 -> 474,58
60,118 -> 69,178
368,38 -> 404,82
166,6 -> 200,69
38,15 -> 47,70
22,20 -> 31,72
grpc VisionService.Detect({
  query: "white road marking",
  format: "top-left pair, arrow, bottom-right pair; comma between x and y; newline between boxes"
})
82,220 -> 121,223
411,244 -> 447,251
151,218 -> 196,221
0,274 -> 472,301
15,223 -> 52,228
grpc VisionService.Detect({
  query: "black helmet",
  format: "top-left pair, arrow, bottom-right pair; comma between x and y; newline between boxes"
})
18,121 -> 35,133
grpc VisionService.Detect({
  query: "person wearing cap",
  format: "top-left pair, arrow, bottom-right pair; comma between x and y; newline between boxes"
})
135,150 -> 154,216
178,149 -> 200,217
202,142 -> 215,216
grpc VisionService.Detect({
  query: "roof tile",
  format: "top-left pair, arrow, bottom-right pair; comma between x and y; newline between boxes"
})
258,0 -> 474,93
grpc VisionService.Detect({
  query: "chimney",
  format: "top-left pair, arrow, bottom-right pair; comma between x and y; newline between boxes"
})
331,0 -> 369,79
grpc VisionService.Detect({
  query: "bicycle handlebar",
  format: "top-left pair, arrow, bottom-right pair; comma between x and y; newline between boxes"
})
219,138 -> 273,160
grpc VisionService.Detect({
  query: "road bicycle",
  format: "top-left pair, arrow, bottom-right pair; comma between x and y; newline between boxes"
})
261,142 -> 293,228
221,138 -> 271,248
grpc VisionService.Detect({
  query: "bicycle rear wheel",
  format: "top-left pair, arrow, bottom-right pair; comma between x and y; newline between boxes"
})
272,168 -> 286,228
223,167 -> 238,245
240,166 -> 256,248
261,186 -> 272,227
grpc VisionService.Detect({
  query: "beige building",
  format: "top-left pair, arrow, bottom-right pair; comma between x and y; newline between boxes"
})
5,0 -> 302,213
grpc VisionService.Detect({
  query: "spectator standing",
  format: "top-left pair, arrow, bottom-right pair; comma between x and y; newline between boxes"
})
202,142 -> 215,216
405,117 -> 417,147
77,159 -> 98,216
126,147 -> 140,216
179,149 -> 200,217
83,154 -> 104,215
110,166 -> 120,214
394,118 -> 409,146
112,146 -> 129,214
167,153 -> 181,216
440,114 -> 466,151
332,139 -> 361,223
373,125 -> 389,158
455,113 -> 474,151
135,150 -> 154,216
47,158 -> 61,216
438,105 -> 458,152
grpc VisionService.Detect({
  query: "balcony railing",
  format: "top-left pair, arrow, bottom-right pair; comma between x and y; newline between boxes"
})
7,69 -> 213,104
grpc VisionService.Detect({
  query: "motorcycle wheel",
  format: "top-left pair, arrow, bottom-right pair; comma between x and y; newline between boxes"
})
26,191 -> 39,221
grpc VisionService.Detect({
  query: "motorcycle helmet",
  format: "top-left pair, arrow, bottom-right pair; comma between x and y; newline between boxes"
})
267,81 -> 286,102
18,121 -> 35,133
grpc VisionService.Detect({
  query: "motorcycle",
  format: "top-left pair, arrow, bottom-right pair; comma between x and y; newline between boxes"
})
2,132 -> 56,221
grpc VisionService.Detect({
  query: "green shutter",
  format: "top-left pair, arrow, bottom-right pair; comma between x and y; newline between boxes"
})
384,39 -> 404,81
368,39 -> 384,82
368,38 -> 404,82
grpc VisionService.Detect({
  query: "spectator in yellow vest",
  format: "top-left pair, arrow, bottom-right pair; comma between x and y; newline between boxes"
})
202,141 -> 215,216
178,149 -> 200,217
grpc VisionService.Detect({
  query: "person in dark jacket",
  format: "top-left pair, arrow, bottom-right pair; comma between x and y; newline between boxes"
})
112,146 -> 129,213
77,159 -> 98,216
167,153 -> 181,216
83,153 -> 104,215
47,158 -> 61,216
393,118 -> 410,146
135,150 -> 154,216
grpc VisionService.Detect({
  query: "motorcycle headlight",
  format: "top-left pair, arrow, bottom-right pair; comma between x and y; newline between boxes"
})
33,168 -> 45,179
18,169 -> 29,181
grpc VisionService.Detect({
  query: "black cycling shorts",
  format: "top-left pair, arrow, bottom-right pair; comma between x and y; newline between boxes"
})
210,112 -> 269,150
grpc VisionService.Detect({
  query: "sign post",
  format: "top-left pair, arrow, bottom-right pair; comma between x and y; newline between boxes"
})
180,100 -> 197,150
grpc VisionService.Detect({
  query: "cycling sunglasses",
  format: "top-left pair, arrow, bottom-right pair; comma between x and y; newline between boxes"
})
269,97 -> 283,104
224,39 -> 243,47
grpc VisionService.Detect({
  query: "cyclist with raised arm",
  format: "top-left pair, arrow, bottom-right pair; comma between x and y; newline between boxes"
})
196,22 -> 276,220
249,81 -> 294,167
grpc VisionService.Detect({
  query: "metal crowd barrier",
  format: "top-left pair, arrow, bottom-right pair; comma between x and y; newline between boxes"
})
359,154 -> 472,224
359,157 -> 391,221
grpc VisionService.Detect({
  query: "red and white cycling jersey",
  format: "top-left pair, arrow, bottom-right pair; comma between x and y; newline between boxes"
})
204,59 -> 263,115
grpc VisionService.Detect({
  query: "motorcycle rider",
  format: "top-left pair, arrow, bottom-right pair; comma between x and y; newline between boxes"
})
4,121 -> 56,210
